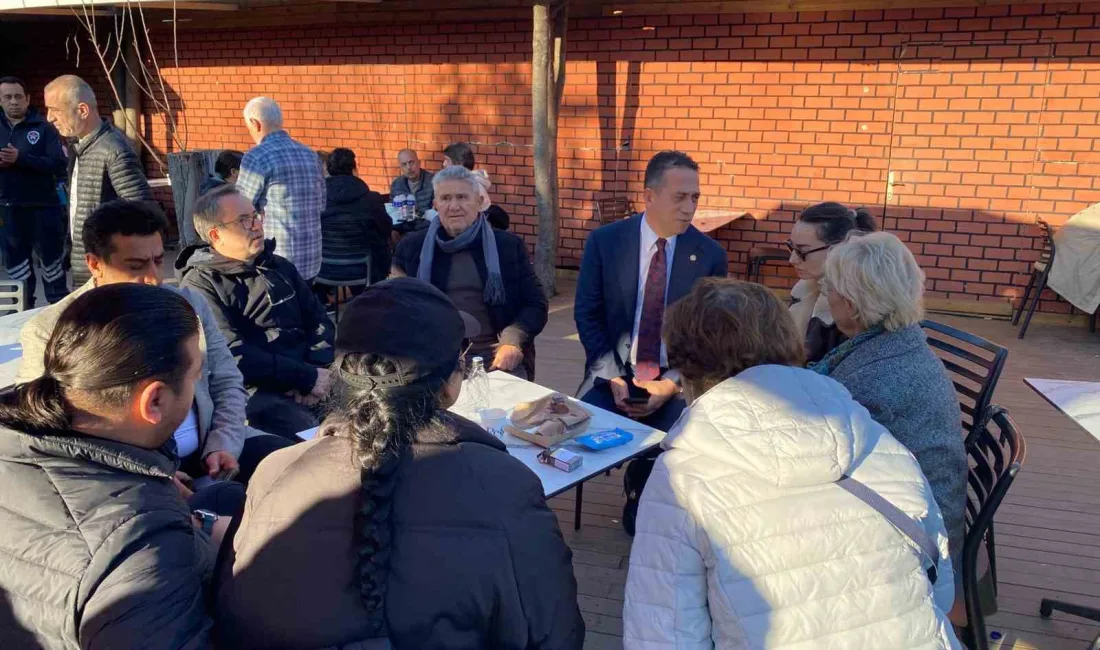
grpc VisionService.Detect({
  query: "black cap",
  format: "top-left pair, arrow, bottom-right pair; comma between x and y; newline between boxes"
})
334,277 -> 479,390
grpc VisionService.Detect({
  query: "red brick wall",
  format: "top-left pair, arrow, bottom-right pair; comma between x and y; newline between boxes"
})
10,4 -> 1100,313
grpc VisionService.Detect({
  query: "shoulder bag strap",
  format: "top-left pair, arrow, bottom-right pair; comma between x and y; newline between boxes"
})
837,475 -> 939,584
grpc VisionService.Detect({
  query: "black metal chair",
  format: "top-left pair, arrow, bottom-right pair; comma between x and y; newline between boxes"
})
959,405 -> 1027,650
1012,219 -> 1057,339
1040,599 -> 1100,650
313,267 -> 372,331
1012,218 -> 1098,339
921,320 -> 1009,448
746,244 -> 788,283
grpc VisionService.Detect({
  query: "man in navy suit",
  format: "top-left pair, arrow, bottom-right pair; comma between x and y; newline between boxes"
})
575,150 -> 727,433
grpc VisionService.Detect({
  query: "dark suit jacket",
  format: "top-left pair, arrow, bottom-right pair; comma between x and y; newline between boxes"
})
574,214 -> 728,394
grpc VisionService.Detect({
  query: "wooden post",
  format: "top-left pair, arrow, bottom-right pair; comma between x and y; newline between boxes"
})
168,151 -> 211,248
533,0 -> 568,298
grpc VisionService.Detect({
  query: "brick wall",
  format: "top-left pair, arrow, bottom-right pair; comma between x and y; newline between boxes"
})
8,4 -> 1100,313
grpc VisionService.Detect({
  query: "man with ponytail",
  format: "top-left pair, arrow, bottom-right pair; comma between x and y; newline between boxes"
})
218,278 -> 584,649
0,283 -> 218,649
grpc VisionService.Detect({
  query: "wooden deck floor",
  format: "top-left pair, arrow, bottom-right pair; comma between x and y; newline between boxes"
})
535,287 -> 1100,650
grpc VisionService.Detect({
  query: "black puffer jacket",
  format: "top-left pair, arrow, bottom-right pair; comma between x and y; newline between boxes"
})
217,414 -> 585,650
68,120 -> 153,284
176,240 -> 335,394
0,107 -> 67,207
0,425 -> 215,650
320,174 -> 392,284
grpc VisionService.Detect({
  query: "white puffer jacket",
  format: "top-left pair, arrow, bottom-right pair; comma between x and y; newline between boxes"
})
624,365 -> 961,650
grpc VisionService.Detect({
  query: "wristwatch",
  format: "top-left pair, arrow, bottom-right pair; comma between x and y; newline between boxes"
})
192,509 -> 219,535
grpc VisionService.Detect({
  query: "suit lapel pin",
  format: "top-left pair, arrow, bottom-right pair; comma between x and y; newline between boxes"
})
690,254 -> 697,262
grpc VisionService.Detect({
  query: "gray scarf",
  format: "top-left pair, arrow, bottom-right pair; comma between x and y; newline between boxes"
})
417,214 -> 506,306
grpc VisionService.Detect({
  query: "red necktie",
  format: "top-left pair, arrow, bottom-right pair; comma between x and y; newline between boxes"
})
635,238 -> 667,382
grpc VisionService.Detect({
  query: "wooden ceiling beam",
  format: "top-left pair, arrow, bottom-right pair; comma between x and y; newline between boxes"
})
599,0 -> 1029,16
142,1 -> 240,10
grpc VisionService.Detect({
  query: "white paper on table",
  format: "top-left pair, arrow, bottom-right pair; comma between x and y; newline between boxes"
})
295,371 -> 666,497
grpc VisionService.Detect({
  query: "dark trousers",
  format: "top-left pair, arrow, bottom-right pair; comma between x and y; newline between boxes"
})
246,389 -> 321,440
0,205 -> 68,307
236,433 -> 296,483
187,480 -> 245,517
179,433 -> 296,487
580,375 -> 687,434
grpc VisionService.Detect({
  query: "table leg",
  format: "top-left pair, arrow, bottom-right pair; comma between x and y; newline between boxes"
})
574,482 -> 583,531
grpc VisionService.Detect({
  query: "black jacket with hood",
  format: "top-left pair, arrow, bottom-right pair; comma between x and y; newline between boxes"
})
0,424 -> 215,650
0,107 -> 67,207
176,239 -> 335,394
320,174 -> 392,284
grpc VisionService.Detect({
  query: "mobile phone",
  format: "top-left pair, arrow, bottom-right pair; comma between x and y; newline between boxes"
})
623,397 -> 649,406
214,466 -> 240,482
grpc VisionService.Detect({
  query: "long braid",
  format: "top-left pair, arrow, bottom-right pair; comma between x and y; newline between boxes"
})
320,353 -> 456,638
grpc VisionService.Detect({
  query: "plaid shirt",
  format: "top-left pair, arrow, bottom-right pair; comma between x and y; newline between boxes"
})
236,131 -> 325,280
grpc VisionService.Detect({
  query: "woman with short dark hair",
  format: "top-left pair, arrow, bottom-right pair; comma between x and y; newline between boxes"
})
624,278 -> 960,649
786,201 -> 877,362
0,283 -> 222,649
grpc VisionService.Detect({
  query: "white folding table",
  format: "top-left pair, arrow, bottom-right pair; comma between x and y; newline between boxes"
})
1024,377 -> 1100,444
300,370 -> 667,529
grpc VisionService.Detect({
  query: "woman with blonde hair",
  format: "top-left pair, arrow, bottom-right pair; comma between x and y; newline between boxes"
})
624,277 -> 959,649
813,230 -> 966,559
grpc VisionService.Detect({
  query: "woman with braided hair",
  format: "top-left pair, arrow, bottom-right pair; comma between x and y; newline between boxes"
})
217,277 -> 585,649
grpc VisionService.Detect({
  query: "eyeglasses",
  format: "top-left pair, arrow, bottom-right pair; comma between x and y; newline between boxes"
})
785,239 -> 830,262
220,211 -> 264,232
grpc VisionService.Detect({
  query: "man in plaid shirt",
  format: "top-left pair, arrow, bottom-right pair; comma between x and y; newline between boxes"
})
236,97 -> 325,280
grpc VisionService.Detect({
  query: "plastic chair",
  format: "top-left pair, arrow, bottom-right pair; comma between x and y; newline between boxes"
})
959,405 -> 1026,650
921,320 -> 1008,448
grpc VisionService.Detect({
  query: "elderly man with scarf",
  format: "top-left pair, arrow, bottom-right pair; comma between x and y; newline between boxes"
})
392,165 -> 547,380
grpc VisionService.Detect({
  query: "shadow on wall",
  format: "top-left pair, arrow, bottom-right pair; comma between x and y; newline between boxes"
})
595,60 -> 641,195
715,202 -> 1045,310
139,76 -> 186,177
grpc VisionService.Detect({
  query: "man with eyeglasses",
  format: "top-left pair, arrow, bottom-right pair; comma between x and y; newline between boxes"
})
390,148 -> 434,216
178,184 -> 335,439
18,198 -> 293,495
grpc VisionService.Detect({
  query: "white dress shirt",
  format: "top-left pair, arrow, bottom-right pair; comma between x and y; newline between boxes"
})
629,214 -> 677,368
172,406 -> 201,459
69,157 -> 79,238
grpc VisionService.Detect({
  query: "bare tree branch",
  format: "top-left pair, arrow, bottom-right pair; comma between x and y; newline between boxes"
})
69,2 -> 167,169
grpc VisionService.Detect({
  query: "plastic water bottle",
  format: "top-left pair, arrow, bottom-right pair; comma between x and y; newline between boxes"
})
404,195 -> 417,220
466,356 -> 490,413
